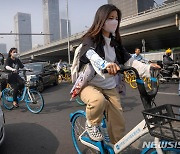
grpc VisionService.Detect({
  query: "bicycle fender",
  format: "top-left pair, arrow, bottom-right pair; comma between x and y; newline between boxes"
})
69,110 -> 86,122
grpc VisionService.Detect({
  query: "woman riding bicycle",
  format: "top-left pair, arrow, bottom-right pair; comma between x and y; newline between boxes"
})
5,48 -> 25,108
73,4 -> 160,144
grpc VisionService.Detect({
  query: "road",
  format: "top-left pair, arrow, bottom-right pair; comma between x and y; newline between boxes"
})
0,82 -> 179,154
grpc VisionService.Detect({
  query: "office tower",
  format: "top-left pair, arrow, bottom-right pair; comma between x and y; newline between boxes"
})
14,12 -> 32,53
0,43 -> 7,53
42,0 -> 60,44
108,0 -> 154,18
60,19 -> 71,39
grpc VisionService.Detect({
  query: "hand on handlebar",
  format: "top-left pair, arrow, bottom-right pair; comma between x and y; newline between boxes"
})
105,63 -> 120,75
12,68 -> 17,73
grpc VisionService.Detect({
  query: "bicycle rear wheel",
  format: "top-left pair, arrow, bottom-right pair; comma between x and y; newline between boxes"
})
25,90 -> 44,114
71,112 -> 100,154
2,88 -> 14,110
130,75 -> 137,89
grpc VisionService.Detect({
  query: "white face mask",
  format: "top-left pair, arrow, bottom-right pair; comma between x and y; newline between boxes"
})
12,52 -> 19,58
103,19 -> 118,34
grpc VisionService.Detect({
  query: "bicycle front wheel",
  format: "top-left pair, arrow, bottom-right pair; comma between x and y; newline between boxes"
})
25,90 -> 44,114
71,112 -> 100,154
2,88 -> 14,110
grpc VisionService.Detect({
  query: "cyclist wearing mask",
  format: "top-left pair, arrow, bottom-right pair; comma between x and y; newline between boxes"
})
5,48 -> 25,108
72,4 -> 160,144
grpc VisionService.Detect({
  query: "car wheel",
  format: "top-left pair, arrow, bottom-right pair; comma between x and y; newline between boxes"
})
37,80 -> 44,92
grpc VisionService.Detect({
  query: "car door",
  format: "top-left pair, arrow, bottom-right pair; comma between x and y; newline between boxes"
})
43,64 -> 57,85
47,64 -> 57,84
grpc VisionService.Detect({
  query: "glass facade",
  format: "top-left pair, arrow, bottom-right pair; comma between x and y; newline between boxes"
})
108,0 -> 154,18
14,12 -> 32,53
43,0 -> 60,44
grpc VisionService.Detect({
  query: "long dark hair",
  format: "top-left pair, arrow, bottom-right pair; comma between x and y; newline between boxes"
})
8,47 -> 17,57
83,4 -> 122,45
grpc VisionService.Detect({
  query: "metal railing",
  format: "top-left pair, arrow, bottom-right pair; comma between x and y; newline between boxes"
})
121,0 -> 180,22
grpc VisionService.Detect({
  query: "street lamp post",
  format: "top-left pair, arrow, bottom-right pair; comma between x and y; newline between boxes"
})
142,39 -> 146,58
66,0 -> 70,64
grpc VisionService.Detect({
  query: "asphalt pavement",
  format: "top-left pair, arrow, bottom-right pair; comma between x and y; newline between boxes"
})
0,81 -> 179,154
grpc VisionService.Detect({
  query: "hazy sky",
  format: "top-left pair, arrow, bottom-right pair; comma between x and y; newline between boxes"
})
0,0 -> 164,52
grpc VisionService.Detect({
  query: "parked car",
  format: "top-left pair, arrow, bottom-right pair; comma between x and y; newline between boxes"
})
22,62 -> 59,92
0,105 -> 5,145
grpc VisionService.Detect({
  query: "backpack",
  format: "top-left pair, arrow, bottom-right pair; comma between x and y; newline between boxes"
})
71,43 -> 83,83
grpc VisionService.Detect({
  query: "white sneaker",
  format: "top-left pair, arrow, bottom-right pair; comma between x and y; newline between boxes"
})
85,121 -> 103,142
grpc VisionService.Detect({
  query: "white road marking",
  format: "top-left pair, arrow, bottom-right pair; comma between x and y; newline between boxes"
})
158,92 -> 179,95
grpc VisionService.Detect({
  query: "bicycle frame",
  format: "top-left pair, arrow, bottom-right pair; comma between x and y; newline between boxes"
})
77,117 -> 165,154
17,86 -> 33,102
6,85 -> 33,103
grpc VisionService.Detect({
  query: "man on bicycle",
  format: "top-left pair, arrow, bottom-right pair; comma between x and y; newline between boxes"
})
132,48 -> 150,64
163,48 -> 178,78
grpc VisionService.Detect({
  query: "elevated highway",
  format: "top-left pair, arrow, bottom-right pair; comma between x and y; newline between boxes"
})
20,1 -> 180,62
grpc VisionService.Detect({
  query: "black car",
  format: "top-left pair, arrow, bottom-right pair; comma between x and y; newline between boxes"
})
23,62 -> 59,92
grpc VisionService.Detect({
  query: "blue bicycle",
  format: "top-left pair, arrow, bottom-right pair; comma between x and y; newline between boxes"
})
2,69 -> 44,114
70,66 -> 180,154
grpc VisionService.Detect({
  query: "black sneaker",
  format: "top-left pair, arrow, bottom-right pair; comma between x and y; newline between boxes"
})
85,121 -> 103,142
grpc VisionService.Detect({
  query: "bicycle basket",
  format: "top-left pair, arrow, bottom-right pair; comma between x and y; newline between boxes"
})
142,104 -> 180,141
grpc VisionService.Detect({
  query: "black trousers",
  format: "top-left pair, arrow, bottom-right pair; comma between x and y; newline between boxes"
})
8,73 -> 24,102
0,79 -> 7,92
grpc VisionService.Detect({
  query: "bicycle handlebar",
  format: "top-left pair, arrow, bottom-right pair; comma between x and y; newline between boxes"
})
19,69 -> 33,81
104,65 -> 159,109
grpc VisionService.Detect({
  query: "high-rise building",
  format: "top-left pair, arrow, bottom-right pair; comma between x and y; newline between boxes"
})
0,43 -> 7,53
42,0 -> 60,44
60,19 -> 71,39
108,0 -> 154,18
14,12 -> 32,53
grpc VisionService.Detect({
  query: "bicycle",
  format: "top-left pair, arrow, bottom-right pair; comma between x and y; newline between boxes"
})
70,66 -> 180,154
1,69 -> 44,114
125,70 -> 154,90
58,69 -> 71,83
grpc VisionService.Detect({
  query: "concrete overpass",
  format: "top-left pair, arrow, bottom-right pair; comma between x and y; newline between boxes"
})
20,1 -> 180,62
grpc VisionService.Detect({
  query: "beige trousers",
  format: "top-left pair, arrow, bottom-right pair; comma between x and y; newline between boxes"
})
80,85 -> 125,144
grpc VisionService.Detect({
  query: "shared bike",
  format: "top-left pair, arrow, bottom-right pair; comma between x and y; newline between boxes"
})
70,66 -> 180,153
1,69 -> 44,114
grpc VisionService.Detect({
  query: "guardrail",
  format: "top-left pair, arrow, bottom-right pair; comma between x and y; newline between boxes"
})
121,1 -> 180,22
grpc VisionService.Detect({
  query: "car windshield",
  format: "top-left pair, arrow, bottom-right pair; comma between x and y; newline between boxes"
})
25,63 -> 43,73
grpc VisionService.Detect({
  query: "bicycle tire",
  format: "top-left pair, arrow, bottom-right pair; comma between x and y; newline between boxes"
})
124,71 -> 131,83
143,77 -> 152,90
130,75 -> 137,89
2,88 -> 14,110
25,89 -> 44,114
71,112 -> 100,154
